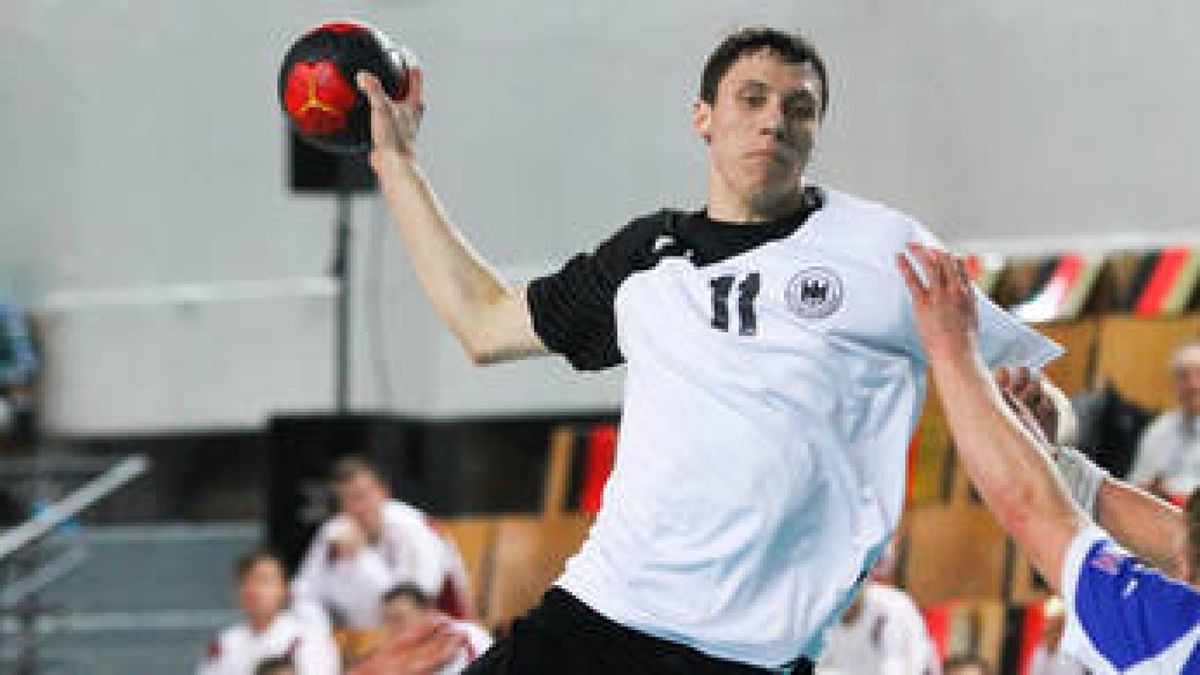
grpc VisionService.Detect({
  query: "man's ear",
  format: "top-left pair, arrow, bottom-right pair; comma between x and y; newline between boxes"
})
692,99 -> 712,144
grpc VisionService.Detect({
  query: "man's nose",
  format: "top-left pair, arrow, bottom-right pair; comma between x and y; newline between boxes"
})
758,99 -> 787,135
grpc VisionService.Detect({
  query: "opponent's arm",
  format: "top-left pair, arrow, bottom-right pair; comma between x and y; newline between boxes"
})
997,369 -> 1188,576
358,71 -> 547,365
899,244 -> 1086,591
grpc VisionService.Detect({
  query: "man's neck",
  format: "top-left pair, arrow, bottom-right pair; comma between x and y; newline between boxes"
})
707,178 -> 808,223
248,611 -> 278,634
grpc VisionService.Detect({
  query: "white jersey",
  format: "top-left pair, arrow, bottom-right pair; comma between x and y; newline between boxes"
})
529,187 -> 1061,668
817,584 -> 940,675
197,611 -> 340,675
293,499 -> 450,628
1129,410 -> 1200,497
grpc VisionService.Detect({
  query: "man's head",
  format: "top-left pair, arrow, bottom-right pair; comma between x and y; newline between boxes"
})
254,656 -> 296,675
379,581 -> 432,634
235,550 -> 289,628
693,27 -> 828,217
1170,342 -> 1200,418
943,654 -> 993,675
382,583 -> 433,636
331,455 -> 390,534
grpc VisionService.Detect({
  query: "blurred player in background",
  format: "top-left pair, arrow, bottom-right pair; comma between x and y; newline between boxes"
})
1129,342 -> 1200,503
816,579 -> 939,675
199,550 -> 339,675
293,456 -> 470,629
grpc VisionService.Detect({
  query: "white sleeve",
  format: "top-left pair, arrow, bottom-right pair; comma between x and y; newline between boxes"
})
901,222 -> 1061,370
296,623 -> 343,675
392,515 -> 450,597
1128,415 -> 1172,484
291,527 -> 331,627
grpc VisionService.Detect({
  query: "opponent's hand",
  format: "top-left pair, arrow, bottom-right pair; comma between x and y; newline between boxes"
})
996,366 -> 1059,445
357,67 -> 425,168
350,614 -> 466,675
897,243 -> 978,359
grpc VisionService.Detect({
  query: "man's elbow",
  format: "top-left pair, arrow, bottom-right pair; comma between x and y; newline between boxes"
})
461,329 -> 512,366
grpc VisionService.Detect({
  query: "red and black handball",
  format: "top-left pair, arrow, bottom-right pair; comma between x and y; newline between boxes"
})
278,21 -> 409,154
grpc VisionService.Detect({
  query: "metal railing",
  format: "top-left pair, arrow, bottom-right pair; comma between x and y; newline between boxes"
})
0,454 -> 149,674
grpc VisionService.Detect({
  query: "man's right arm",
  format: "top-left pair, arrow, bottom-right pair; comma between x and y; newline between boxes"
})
358,71 -> 547,365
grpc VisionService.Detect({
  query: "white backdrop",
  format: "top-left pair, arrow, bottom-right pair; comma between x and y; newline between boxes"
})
3,1 -> 1199,432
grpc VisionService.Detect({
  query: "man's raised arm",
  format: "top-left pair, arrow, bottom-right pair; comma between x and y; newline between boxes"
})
358,71 -> 547,365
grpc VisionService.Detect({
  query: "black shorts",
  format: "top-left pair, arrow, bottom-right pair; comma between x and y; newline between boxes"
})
464,588 -> 815,675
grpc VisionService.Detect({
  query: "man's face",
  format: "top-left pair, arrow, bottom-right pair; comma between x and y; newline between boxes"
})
1172,347 -> 1200,417
238,559 -> 288,622
693,49 -> 823,213
383,595 -> 426,636
336,471 -> 387,532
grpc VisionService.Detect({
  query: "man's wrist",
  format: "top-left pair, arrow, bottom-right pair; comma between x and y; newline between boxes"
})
923,336 -> 979,367
372,147 -> 419,177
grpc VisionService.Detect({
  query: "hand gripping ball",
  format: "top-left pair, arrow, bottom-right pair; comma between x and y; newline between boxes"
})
278,21 -> 409,154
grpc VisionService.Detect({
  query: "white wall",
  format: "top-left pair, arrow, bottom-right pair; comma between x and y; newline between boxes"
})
4,1 -> 1200,432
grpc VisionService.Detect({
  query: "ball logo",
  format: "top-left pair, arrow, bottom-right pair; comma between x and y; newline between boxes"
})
785,266 -> 844,319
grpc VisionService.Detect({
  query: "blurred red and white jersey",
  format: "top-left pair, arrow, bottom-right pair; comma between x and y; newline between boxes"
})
817,583 -> 939,675
197,610 -> 340,675
293,499 -> 468,628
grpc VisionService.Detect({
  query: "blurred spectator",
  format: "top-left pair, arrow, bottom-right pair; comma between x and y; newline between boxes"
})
199,550 -> 340,675
254,656 -> 296,675
293,456 -> 470,629
1072,382 -> 1150,479
942,654 -> 992,675
1129,342 -> 1200,502
1027,597 -> 1088,675
817,581 -> 939,675
379,583 -> 491,673
0,300 -> 37,446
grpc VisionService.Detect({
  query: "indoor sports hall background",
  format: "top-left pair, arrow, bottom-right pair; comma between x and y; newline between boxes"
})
1,1 -> 1199,672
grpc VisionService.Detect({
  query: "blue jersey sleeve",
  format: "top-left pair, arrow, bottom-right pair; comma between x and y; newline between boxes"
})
1059,527 -> 1200,673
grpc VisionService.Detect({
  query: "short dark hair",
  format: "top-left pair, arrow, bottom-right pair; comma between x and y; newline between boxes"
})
235,548 -> 284,582
700,26 -> 829,116
382,582 -> 431,608
254,655 -> 295,675
330,454 -> 385,485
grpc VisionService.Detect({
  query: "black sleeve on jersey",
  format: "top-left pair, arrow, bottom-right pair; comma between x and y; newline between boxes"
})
527,211 -> 675,371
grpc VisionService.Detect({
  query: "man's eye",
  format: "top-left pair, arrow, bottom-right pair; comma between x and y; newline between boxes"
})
740,94 -> 767,107
785,98 -> 818,119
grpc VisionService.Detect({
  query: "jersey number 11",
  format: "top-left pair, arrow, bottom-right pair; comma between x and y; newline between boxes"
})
710,272 -> 761,336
